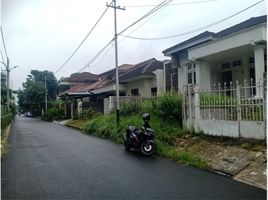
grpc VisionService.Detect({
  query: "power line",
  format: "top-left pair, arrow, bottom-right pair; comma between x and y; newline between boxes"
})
78,0 -> 173,73
120,0 -> 264,40
0,27 -> 8,60
0,50 -> 5,64
118,0 -> 173,35
55,4 -> 111,74
125,0 -> 218,8
78,39 -> 114,72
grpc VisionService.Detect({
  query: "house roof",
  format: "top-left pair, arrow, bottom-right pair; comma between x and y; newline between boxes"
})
119,58 -> 163,82
66,72 -> 98,82
58,78 -> 111,97
162,15 -> 267,56
217,15 -> 267,37
98,64 -> 134,77
163,31 -> 218,55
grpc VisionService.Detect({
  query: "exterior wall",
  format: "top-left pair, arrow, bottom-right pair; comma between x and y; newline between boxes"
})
153,69 -> 165,96
125,78 -> 156,97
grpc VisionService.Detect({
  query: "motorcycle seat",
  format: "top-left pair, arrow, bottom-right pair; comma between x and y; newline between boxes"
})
128,126 -> 142,135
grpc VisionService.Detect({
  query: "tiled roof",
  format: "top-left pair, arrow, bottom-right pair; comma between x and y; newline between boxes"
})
163,15 -> 267,55
119,58 -> 163,82
67,72 -> 98,82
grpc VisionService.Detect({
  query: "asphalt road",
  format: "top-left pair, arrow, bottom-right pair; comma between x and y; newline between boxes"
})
1,116 -> 266,199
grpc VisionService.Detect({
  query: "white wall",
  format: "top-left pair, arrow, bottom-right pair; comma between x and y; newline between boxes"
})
125,78 -> 156,97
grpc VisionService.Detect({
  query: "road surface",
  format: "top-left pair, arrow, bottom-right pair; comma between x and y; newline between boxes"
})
1,116 -> 266,199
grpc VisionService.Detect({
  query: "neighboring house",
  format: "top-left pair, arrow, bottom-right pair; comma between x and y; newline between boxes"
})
57,58 -> 165,115
58,72 -> 98,95
163,15 -> 267,97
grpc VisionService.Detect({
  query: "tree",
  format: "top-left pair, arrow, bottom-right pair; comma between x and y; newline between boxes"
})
18,70 -> 58,115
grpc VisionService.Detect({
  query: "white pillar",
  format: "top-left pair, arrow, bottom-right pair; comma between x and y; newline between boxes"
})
71,102 -> 74,119
254,45 -> 265,97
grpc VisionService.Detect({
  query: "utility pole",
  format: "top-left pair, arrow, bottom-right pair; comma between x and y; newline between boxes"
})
45,73 -> 48,111
6,57 -> 10,112
106,0 -> 125,129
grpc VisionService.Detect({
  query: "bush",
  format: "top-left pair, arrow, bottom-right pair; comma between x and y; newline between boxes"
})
1,113 -> 13,132
156,92 -> 183,125
42,108 -> 64,121
120,101 -> 143,116
78,109 -> 99,120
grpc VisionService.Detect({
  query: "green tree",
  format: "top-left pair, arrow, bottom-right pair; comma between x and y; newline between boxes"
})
18,70 -> 58,115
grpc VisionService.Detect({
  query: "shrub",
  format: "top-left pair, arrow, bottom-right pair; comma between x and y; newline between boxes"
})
78,109 -> 99,120
120,101 -> 143,116
1,113 -> 13,132
156,92 -> 183,125
42,108 -> 64,121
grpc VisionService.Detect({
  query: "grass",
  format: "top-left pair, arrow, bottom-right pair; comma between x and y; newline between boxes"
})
80,113 -> 208,169
1,124 -> 11,158
66,119 -> 88,130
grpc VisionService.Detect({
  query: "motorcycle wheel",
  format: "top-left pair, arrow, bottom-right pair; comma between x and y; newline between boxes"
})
123,134 -> 130,151
140,142 -> 156,156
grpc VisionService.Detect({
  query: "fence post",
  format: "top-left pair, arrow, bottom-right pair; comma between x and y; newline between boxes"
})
194,85 -> 200,120
236,81 -> 241,137
263,78 -> 267,139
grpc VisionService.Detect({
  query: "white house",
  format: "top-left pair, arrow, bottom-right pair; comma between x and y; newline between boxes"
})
163,15 -> 267,97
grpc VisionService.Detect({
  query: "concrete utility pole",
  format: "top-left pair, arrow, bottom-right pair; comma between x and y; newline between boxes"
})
106,0 -> 125,128
45,74 -> 48,111
6,57 -> 10,112
1,58 -> 18,112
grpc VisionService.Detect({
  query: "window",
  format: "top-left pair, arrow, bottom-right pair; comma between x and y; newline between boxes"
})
151,87 -> 157,96
187,63 -> 196,84
249,57 -> 254,64
131,88 -> 139,96
232,59 -> 242,67
165,63 -> 178,91
221,63 -> 230,69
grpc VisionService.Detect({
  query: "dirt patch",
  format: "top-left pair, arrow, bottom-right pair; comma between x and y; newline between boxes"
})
173,134 -> 266,190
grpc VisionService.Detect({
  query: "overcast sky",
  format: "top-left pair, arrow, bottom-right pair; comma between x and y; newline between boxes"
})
1,0 -> 267,90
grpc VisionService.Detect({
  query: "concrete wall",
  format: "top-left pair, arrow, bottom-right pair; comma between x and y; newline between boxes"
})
125,78 -> 156,97
186,119 -> 265,140
153,69 -> 165,96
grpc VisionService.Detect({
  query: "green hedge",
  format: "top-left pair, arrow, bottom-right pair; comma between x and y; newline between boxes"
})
1,113 -> 13,132
42,108 -> 64,121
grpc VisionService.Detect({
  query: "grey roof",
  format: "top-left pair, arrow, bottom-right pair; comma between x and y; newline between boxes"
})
119,58 -> 163,82
163,15 -> 267,55
217,15 -> 267,37
162,31 -> 218,55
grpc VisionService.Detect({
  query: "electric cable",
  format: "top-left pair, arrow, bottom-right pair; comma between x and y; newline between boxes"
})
120,0 -> 264,40
78,39 -> 114,72
78,0 -> 173,73
0,27 -> 8,59
118,0 -> 173,35
125,0 -> 218,8
55,4 -> 111,74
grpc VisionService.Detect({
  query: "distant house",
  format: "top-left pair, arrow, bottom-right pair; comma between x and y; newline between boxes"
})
57,58 -> 166,116
95,58 -> 164,98
58,72 -> 98,95
163,15 -> 267,97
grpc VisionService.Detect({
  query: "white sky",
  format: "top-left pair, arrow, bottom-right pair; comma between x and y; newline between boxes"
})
1,0 -> 267,90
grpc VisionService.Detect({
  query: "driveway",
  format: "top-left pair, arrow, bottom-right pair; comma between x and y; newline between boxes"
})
1,116 -> 266,199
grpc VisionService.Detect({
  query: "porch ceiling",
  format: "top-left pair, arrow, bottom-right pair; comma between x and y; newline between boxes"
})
196,45 -> 253,62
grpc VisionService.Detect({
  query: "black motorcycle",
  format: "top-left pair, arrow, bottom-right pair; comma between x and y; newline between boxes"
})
122,113 -> 156,156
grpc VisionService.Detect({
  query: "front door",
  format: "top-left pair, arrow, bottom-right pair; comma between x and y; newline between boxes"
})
222,71 -> 232,88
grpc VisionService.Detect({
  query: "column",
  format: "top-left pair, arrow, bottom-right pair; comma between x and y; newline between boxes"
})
254,45 -> 265,97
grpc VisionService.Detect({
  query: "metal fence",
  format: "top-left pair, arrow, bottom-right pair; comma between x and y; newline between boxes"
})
183,78 -> 266,122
